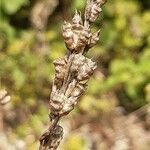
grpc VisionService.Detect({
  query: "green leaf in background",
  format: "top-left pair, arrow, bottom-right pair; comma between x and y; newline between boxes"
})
72,0 -> 85,10
1,0 -> 29,14
12,67 -> 26,89
62,134 -> 88,150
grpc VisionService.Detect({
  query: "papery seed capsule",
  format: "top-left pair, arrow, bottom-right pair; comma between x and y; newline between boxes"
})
62,21 -> 74,50
90,30 -> 100,48
75,38 -> 86,52
72,83 -> 85,97
77,58 -> 97,81
71,53 -> 85,72
71,11 -> 89,52
54,58 -> 67,85
74,37 -> 87,52
50,92 -> 66,115
89,3 -> 102,22
72,10 -> 83,25
77,26 -> 91,49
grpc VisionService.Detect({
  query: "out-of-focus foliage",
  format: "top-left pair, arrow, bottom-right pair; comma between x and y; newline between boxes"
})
0,0 -> 150,149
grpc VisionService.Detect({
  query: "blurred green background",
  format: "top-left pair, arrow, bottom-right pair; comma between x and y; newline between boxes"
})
0,0 -> 150,149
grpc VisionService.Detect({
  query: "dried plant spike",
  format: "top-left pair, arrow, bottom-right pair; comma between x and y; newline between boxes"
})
39,0 -> 107,149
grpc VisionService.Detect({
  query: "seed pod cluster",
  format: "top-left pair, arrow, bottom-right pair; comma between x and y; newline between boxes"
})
62,11 -> 90,53
40,0 -> 107,149
50,53 -> 96,117
62,7 -> 104,53
50,81 -> 86,117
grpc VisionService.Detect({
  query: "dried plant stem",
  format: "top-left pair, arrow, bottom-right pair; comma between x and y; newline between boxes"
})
39,0 -> 107,149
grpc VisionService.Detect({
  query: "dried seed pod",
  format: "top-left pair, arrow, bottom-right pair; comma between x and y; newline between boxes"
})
89,2 -> 102,22
72,10 -> 83,25
72,11 -> 86,52
77,58 -> 97,81
89,30 -> 100,48
40,125 -> 63,150
50,91 -> 66,115
39,0 -> 108,149
76,24 -> 91,51
71,82 -> 85,98
62,21 -> 74,50
54,57 -> 67,87
71,53 -> 96,81
71,53 -> 85,72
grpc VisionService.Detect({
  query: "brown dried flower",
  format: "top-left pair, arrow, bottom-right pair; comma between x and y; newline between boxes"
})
39,0 -> 107,149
